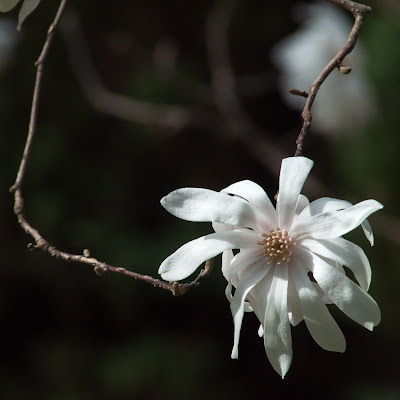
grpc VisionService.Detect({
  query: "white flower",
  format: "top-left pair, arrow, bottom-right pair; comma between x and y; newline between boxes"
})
271,2 -> 377,135
159,157 -> 382,378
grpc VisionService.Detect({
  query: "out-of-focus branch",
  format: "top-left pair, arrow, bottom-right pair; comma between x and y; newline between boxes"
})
294,0 -> 372,156
61,11 -> 201,132
9,0 -> 210,296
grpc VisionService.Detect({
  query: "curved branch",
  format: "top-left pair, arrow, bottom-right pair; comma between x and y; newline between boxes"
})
294,0 -> 372,156
9,0 -> 208,296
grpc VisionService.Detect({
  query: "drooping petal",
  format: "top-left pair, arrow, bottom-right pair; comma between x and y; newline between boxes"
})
222,180 -> 278,228
291,199 -> 383,241
297,249 -> 381,330
230,259 -> 270,359
161,188 -> 268,231
264,265 -> 292,378
221,250 -> 234,281
287,270 -> 304,326
277,157 -> 314,231
361,219 -> 374,246
300,237 -> 371,290
291,259 -> 346,352
248,267 -> 275,327
159,230 -> 260,281
225,248 -> 261,307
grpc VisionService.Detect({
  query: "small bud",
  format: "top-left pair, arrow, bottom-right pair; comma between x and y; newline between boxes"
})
83,249 -> 91,257
339,66 -> 352,74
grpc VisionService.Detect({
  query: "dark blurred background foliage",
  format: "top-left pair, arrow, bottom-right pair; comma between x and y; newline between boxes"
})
0,0 -> 399,399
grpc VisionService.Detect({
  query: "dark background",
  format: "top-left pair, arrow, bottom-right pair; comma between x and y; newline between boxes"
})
1,0 -> 399,399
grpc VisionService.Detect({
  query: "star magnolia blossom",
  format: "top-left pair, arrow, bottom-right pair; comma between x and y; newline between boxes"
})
159,157 -> 382,378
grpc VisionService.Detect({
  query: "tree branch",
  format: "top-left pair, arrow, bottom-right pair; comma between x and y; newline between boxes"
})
294,0 -> 372,156
9,0 -> 209,296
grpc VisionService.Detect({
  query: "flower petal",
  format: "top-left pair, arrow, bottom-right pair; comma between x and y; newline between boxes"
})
361,219 -> 374,246
291,260 -> 346,352
222,180 -> 278,228
295,194 -> 310,215
291,199 -> 383,240
293,197 -> 376,245
225,248 -> 261,307
298,249 -> 381,330
264,265 -> 292,378
159,230 -> 260,281
17,0 -> 41,31
277,157 -> 314,231
300,237 -> 371,290
221,250 -> 234,281
230,259 -> 270,359
287,270 -> 304,326
161,188 -> 268,231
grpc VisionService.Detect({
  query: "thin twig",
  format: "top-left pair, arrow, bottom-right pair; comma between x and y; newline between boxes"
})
9,0 -> 208,296
294,0 -> 372,156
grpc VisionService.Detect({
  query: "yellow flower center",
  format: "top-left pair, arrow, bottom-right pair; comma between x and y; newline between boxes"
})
257,227 -> 296,265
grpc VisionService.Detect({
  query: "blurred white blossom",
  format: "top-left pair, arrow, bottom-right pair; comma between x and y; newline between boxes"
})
0,0 -> 41,30
271,2 -> 377,135
159,157 -> 382,377
0,18 -> 18,73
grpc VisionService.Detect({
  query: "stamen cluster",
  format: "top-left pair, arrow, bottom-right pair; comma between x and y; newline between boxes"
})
257,227 -> 296,265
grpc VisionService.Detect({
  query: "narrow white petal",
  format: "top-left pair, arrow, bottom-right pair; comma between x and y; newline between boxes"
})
291,260 -> 346,352
277,157 -> 314,231
221,250 -> 234,281
230,249 -> 263,276
294,197 -> 376,245
291,200 -> 383,240
264,265 -> 292,378
251,268 -> 275,324
212,221 -> 234,233
222,180 -> 278,227
297,249 -> 381,330
258,324 -> 264,337
295,197 -> 352,222
161,188 -> 268,231
159,230 -> 259,281
312,282 -> 333,304
230,260 -> 269,359
300,238 -> 371,290
361,219 -> 374,246
287,270 -> 304,326
295,194 -> 310,215
225,249 -> 261,306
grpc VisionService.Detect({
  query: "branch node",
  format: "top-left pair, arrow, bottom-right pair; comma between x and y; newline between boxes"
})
201,258 -> 214,277
94,263 -> 108,276
172,281 -> 188,296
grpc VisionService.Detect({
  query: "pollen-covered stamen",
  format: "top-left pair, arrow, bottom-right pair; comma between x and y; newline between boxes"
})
257,227 -> 296,265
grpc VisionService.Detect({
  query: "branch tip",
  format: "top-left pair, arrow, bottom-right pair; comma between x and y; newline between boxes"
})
288,88 -> 308,98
